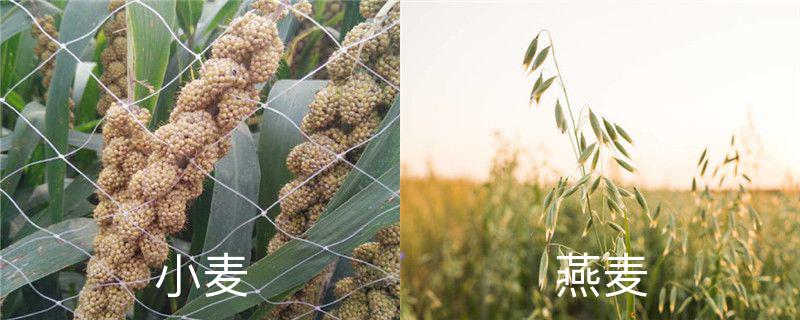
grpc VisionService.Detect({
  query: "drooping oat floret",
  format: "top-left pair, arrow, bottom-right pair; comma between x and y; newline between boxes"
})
75,1 -> 286,318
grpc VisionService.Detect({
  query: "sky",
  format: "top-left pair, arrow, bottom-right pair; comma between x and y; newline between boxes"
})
400,1 -> 800,189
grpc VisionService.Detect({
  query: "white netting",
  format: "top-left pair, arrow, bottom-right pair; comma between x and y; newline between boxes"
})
0,0 -> 399,319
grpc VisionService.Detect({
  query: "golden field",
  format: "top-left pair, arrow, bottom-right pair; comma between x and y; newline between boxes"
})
400,151 -> 800,320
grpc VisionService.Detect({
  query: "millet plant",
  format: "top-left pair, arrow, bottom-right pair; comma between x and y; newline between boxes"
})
0,0 -> 400,319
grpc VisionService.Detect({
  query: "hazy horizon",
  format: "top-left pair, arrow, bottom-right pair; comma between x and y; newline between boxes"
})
401,1 -> 800,189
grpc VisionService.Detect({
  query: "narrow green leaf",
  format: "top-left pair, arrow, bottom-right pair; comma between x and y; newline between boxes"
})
74,65 -> 101,125
0,218 -> 97,297
175,165 -> 399,318
193,0 -> 244,45
256,80 -> 326,252
188,124 -> 260,300
176,0 -> 203,37
45,0 -> 110,225
1,102 -> 44,206
128,0 -> 176,113
339,0 -> 364,43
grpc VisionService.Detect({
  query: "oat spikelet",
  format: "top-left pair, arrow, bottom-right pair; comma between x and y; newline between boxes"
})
75,1 -> 285,318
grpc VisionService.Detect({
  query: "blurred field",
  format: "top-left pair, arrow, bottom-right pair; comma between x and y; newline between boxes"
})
400,150 -> 800,320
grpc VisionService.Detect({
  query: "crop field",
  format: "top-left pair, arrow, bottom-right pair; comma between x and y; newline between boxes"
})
401,149 -> 800,319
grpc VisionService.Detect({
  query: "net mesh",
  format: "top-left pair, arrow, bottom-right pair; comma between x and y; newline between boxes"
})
0,0 -> 400,319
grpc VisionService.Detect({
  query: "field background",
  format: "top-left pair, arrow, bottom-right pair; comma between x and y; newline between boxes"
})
400,146 -> 800,319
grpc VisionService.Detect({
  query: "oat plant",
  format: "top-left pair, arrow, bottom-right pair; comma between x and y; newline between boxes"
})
524,31 -> 652,319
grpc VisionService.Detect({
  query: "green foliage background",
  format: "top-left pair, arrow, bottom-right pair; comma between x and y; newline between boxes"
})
0,1 -> 397,319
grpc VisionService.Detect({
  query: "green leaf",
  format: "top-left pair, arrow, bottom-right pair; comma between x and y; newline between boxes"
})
1,102 -> 44,201
175,87 -> 400,319
74,64 -> 101,125
176,167 -> 399,318
41,0 -> 108,226
0,218 -> 97,298
340,0 -> 365,43
12,163 -> 99,240
176,0 -> 203,37
188,124 -> 261,301
14,32 -> 37,96
255,80 -> 327,258
193,0 -> 244,46
323,98 -> 400,215
128,0 -> 176,113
